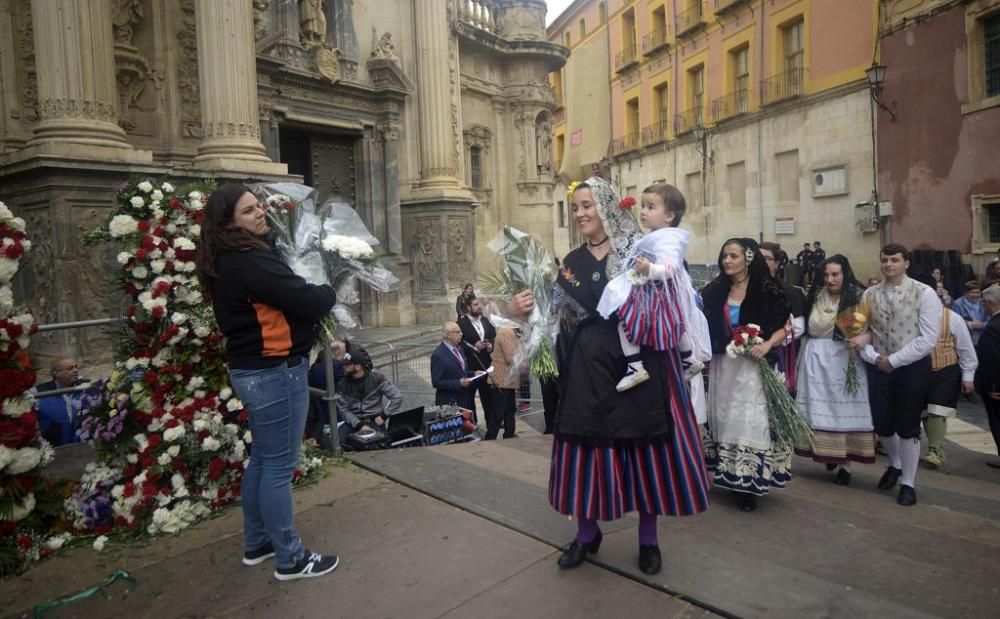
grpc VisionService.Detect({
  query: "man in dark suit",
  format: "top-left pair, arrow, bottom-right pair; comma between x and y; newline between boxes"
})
458,297 -> 496,423
975,285 -> 1000,469
431,322 -> 479,412
34,357 -> 88,446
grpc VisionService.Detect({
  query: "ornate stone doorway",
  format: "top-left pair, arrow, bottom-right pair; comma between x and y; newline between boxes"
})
278,126 -> 358,206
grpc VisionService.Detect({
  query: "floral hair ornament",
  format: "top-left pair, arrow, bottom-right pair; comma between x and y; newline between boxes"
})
745,247 -> 755,263
618,196 -> 636,210
566,181 -> 581,203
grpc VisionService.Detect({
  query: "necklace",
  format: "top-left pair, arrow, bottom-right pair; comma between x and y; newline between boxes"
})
587,236 -> 609,247
731,275 -> 749,289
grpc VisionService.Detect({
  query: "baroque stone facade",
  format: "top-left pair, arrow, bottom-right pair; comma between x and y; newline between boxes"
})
0,0 -> 567,363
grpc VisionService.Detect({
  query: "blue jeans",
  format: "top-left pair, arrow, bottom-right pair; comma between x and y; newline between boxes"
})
230,357 -> 308,568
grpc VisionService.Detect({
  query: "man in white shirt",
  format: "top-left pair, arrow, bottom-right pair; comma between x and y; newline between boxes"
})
458,298 -> 497,423
853,244 -> 942,506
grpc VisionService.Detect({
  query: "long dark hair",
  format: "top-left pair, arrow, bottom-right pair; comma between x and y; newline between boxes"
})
195,183 -> 270,293
806,254 -> 865,325
702,237 -> 788,347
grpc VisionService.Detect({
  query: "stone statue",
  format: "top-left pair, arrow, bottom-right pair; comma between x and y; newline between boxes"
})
252,0 -> 270,41
373,32 -> 399,63
111,0 -> 143,47
299,0 -> 326,48
536,120 -> 552,173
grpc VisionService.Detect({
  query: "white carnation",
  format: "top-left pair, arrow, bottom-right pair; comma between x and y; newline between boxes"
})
6,447 -> 42,475
131,265 -> 148,279
116,251 -> 132,265
0,258 -> 19,283
163,426 -> 186,442
109,214 -> 139,238
137,181 -> 154,193
3,396 -> 33,417
201,437 -> 221,451
129,196 -> 146,209
150,259 -> 166,274
11,493 -> 36,521
189,224 -> 201,237
93,535 -> 108,552
0,286 -> 12,313
321,235 -> 374,260
167,445 -> 180,457
151,190 -> 163,201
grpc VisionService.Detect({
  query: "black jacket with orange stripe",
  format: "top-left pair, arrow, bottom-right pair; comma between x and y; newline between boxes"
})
212,247 -> 336,369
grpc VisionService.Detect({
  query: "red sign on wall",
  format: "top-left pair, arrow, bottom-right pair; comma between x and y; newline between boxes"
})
570,130 -> 583,147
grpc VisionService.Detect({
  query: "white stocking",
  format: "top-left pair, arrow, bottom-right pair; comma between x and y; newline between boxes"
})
881,434 -> 901,469
899,436 -> 921,489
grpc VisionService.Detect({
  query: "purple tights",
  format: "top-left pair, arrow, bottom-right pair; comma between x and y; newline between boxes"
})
575,512 -> 659,546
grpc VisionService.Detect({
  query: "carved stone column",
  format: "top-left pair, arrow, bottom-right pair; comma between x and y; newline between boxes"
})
25,0 -> 149,162
193,0 -> 286,175
413,0 -> 460,191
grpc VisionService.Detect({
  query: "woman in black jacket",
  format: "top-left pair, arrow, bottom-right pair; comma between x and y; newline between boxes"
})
196,183 -> 339,581
702,238 -> 791,512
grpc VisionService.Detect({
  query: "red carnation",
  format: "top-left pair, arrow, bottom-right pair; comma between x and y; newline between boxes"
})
137,220 -> 151,233
619,196 -> 636,210
147,433 -> 163,449
123,481 -> 136,498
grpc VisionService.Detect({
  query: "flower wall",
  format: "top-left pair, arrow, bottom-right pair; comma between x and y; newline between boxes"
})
0,201 -> 62,576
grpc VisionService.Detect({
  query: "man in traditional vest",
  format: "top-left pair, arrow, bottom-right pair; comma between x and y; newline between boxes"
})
853,244 -> 942,506
920,306 -> 978,468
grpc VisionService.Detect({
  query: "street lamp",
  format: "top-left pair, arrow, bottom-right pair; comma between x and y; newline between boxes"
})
865,62 -> 895,121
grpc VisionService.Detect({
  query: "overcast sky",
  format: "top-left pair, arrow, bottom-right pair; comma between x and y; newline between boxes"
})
545,0 -> 576,26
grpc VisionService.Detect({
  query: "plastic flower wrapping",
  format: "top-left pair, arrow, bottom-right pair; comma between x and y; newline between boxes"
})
726,323 -> 815,452
252,183 -> 399,344
835,302 -> 869,396
480,226 -> 559,380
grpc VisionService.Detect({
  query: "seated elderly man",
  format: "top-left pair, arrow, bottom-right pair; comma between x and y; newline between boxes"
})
335,347 -> 404,445
34,356 -> 88,446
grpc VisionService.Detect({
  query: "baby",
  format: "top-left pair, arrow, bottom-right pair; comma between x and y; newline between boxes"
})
597,183 -> 705,392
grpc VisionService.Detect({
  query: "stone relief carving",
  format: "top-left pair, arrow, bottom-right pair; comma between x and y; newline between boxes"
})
447,218 -> 469,286
253,0 -> 271,41
535,117 -> 551,174
111,0 -> 142,46
372,31 -> 399,65
112,0 -> 154,131
413,220 -> 442,290
177,0 -> 202,138
299,0 -> 326,48
377,121 -> 400,141
19,207 -> 55,325
13,1 -> 39,122
313,45 -> 341,83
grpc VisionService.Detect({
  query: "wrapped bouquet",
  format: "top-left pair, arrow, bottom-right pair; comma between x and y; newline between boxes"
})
835,303 -> 868,396
480,226 -> 559,380
727,323 -> 814,451
252,183 -> 399,346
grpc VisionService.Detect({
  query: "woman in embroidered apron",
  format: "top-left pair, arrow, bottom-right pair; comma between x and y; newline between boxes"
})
795,255 -> 875,484
702,238 -> 791,512
511,177 -> 710,576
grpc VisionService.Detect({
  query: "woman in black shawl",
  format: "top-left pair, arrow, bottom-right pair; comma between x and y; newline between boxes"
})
510,177 -> 710,576
794,254 -> 875,485
702,238 -> 791,512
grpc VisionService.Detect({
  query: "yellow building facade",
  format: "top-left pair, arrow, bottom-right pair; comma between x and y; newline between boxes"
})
549,0 -> 883,277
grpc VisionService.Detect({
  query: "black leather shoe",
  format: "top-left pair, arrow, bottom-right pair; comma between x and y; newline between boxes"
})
825,463 -> 838,471
738,493 -> 758,512
557,530 -> 602,569
897,484 -> 917,506
834,469 -> 851,486
638,545 -> 662,575
877,466 -> 902,490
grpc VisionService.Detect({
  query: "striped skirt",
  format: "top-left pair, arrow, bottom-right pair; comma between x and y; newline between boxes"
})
618,279 -> 685,351
548,352 -> 711,520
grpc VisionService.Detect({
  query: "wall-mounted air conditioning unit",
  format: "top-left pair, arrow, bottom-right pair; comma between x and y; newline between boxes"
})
812,165 -> 848,198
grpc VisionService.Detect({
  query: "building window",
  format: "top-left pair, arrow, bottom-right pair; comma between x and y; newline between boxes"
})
622,8 -> 637,51
988,203 -> 1000,243
564,31 -> 571,47
685,171 -> 703,212
776,149 -> 800,204
470,146 -> 483,188
783,20 -> 804,73
555,134 -> 565,170
655,83 -> 669,127
690,66 -> 705,126
552,70 -> 564,107
579,18 -> 586,39
728,161 -> 747,208
557,200 -> 567,228
626,97 -> 640,149
732,45 -> 749,113
987,13 -> 1000,97
599,2 -> 607,24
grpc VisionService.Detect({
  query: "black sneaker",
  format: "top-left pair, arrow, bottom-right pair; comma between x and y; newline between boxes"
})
242,542 -> 275,566
274,550 -> 340,581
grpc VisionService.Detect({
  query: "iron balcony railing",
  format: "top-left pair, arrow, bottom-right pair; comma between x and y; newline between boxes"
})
760,67 -> 805,106
676,3 -> 705,37
641,27 -> 670,55
641,120 -> 670,146
673,106 -> 704,135
615,44 -> 640,73
609,132 -> 641,156
714,0 -> 751,15
711,89 -> 750,121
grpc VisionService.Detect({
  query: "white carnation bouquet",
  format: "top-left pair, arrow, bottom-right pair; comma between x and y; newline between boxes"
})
252,183 -> 398,343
